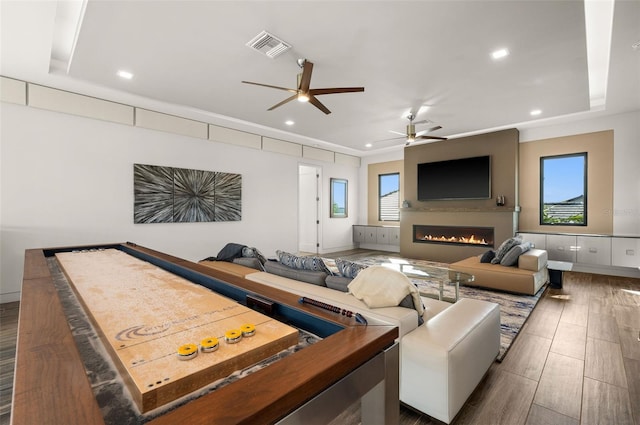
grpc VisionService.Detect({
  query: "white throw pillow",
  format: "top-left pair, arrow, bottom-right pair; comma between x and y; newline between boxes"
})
348,265 -> 424,316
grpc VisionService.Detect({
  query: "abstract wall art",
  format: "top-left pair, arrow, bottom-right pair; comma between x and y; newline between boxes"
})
134,164 -> 241,223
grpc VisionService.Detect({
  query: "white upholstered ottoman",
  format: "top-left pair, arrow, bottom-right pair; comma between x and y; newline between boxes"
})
400,298 -> 500,423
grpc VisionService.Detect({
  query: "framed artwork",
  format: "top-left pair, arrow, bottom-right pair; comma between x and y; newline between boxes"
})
330,178 -> 348,218
133,164 -> 241,224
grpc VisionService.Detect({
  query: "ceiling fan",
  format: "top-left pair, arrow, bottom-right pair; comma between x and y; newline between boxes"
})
241,59 -> 364,115
385,113 -> 447,146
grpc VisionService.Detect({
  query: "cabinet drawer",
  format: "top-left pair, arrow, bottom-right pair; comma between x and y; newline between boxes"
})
611,237 -> 640,267
577,236 -> 611,265
353,226 -> 366,243
546,234 -> 577,262
376,227 -> 389,244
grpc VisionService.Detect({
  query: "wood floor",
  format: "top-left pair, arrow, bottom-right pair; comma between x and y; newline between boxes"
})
1,250 -> 639,424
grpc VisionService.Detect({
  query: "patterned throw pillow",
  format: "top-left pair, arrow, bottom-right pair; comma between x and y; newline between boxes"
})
276,250 -> 304,269
491,235 -> 523,264
335,258 -> 368,279
276,250 -> 332,275
300,256 -> 333,275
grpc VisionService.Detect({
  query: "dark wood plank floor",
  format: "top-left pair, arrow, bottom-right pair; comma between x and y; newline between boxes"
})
2,250 -> 639,424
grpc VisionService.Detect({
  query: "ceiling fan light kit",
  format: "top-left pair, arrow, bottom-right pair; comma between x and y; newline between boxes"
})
374,113 -> 448,147
242,59 -> 364,114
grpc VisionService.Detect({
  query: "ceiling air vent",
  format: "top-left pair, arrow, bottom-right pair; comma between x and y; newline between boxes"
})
246,31 -> 291,58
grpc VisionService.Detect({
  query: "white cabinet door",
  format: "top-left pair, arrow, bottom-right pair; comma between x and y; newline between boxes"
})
612,237 -> 640,268
364,227 -> 377,244
546,234 -> 577,262
388,227 -> 400,246
353,226 -> 366,243
518,233 -> 547,250
376,227 -> 390,244
577,236 -> 611,266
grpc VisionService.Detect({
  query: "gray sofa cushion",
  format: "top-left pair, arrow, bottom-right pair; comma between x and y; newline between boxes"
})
264,260 -> 327,286
325,275 -> 352,292
233,257 -> 265,271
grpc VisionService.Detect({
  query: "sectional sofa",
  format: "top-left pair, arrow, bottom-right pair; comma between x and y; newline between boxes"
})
199,257 -> 500,423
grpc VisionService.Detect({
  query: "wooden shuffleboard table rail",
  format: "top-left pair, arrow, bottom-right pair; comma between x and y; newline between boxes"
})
13,242 -> 399,425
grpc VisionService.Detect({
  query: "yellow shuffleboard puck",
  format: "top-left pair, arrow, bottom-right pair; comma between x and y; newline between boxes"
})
200,337 -> 219,353
240,323 -> 256,337
177,343 -> 198,360
225,329 -> 242,344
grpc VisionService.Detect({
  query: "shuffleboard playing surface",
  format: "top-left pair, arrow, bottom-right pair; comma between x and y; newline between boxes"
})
55,249 -> 299,413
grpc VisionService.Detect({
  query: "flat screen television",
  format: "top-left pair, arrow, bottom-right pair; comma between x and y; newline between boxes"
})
417,155 -> 491,201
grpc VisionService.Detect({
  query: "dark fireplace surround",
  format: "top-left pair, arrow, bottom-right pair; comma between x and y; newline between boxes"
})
413,224 -> 495,248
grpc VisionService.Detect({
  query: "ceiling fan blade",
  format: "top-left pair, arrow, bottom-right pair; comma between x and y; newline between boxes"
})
308,95 -> 331,114
299,61 -> 313,92
412,119 -> 431,126
267,94 -> 298,111
416,126 -> 443,136
388,130 -> 406,136
242,81 -> 298,93
309,87 -> 365,96
417,135 -> 448,141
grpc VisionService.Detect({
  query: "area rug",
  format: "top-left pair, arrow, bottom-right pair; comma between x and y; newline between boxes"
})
329,255 -> 545,361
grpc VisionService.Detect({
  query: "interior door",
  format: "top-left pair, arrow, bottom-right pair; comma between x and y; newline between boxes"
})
298,165 -> 321,254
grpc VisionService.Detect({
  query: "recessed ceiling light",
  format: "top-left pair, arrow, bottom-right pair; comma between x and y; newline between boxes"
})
530,109 -> 542,116
491,48 -> 509,60
285,120 -> 294,126
365,143 -> 372,148
117,70 -> 133,79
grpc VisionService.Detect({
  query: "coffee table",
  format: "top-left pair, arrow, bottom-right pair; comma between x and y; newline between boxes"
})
404,266 -> 473,303
377,260 -> 474,303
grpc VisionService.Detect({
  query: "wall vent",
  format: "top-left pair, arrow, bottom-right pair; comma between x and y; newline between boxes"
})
246,31 -> 291,58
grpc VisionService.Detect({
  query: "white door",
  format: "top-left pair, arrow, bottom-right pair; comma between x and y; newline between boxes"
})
298,165 -> 321,253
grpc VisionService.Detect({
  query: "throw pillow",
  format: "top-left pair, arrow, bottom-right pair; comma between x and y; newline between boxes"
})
242,246 -> 268,265
491,235 -> 523,264
335,258 -> 368,279
348,266 -> 424,316
276,250 -> 332,275
500,242 -> 532,266
276,250 -> 305,269
300,255 -> 333,275
480,250 -> 496,263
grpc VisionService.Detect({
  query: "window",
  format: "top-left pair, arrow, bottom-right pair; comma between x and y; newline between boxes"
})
379,173 -> 400,221
330,178 -> 348,218
540,153 -> 587,225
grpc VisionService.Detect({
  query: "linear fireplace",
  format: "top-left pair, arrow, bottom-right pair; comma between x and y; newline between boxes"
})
413,225 -> 494,247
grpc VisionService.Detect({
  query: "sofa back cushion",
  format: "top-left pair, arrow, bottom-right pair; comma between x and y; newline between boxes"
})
264,260 -> 327,286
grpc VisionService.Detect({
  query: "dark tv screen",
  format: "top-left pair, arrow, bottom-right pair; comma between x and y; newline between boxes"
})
417,155 -> 491,200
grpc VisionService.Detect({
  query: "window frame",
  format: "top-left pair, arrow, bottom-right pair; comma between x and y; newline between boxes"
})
330,178 -> 348,218
378,172 -> 400,222
539,152 -> 588,226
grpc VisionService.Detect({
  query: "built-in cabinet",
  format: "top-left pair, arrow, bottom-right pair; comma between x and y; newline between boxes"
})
353,225 -> 400,250
518,232 -> 640,269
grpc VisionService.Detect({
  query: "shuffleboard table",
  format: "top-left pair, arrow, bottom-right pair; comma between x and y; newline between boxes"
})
12,242 -> 399,425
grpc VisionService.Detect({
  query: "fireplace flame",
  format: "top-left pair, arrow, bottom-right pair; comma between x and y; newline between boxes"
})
422,234 -> 488,245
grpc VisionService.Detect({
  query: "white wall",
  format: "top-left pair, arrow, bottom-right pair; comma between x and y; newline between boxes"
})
0,103 -> 359,302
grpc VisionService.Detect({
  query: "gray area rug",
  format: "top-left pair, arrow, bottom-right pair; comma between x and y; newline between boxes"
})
334,255 -> 545,361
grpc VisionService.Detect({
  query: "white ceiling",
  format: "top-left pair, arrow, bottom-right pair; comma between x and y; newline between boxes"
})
1,1 -> 639,155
